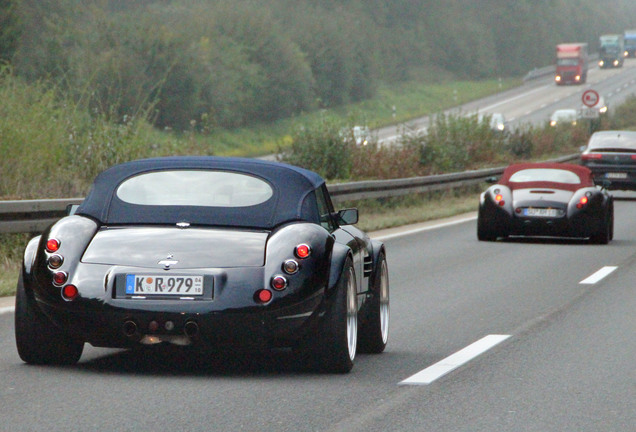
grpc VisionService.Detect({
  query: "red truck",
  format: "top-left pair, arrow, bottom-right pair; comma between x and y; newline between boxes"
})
555,43 -> 588,85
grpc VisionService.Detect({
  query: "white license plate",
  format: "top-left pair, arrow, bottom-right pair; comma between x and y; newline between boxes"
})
605,172 -> 627,179
523,208 -> 559,217
125,274 -> 204,296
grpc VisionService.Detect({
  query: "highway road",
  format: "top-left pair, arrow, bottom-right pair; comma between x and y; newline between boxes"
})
377,58 -> 636,144
1,204 -> 635,431
2,63 -> 636,431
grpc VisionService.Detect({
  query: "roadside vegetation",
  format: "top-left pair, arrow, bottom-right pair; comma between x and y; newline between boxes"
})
4,0 -> 636,133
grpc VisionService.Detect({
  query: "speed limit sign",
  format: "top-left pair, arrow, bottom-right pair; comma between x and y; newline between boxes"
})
582,89 -> 600,107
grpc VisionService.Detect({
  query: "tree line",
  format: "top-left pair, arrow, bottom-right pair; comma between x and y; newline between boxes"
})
2,0 -> 636,131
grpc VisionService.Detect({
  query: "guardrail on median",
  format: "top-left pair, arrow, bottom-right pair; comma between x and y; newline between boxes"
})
0,154 -> 578,234
523,54 -> 599,82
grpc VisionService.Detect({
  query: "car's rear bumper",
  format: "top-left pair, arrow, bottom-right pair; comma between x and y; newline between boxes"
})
480,199 -> 603,239
507,214 -> 599,238
34,289 -> 326,351
585,166 -> 636,190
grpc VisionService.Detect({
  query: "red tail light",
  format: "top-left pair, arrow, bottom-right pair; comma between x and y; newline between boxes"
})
46,238 -> 60,252
295,244 -> 311,259
255,289 -> 272,304
581,153 -> 603,160
53,271 -> 68,286
271,275 -> 288,291
62,284 -> 78,301
576,196 -> 588,209
494,194 -> 505,206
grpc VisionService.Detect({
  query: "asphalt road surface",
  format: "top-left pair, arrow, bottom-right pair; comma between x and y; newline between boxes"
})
1,203 -> 635,431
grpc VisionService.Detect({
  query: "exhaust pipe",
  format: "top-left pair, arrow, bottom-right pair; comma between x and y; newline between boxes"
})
184,321 -> 199,338
123,320 -> 138,338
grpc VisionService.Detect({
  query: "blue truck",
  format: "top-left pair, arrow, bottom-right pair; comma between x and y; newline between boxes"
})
599,34 -> 624,68
624,30 -> 636,58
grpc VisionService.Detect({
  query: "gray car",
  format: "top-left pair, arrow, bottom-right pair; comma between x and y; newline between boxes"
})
581,130 -> 636,190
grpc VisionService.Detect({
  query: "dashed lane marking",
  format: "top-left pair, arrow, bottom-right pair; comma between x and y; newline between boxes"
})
399,334 -> 511,385
579,266 -> 618,284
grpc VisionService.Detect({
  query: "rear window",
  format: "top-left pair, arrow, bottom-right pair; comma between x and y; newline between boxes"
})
509,169 -> 581,184
116,170 -> 274,207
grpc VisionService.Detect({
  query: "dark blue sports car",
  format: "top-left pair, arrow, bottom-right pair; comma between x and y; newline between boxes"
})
15,157 -> 389,372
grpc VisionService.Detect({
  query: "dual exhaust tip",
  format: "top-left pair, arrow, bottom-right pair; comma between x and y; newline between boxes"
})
123,319 -> 199,339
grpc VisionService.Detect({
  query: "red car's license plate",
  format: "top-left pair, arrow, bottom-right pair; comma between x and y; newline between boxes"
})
523,208 -> 559,217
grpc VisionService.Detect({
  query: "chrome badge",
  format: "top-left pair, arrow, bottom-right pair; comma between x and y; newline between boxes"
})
158,254 -> 178,270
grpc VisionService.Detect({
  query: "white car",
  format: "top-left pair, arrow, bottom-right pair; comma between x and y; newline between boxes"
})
341,126 -> 371,146
550,109 -> 579,127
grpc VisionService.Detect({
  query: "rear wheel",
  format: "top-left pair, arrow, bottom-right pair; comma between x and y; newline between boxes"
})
15,274 -> 84,365
304,258 -> 357,373
609,202 -> 614,241
358,253 -> 389,353
589,209 -> 611,245
477,207 -> 497,241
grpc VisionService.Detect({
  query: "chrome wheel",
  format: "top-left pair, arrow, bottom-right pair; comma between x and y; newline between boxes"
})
346,267 -> 358,361
379,259 -> 389,344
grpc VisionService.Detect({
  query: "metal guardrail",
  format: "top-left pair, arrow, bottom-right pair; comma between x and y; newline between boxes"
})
0,198 -> 83,234
0,154 -> 578,234
329,154 -> 578,203
523,54 -> 599,82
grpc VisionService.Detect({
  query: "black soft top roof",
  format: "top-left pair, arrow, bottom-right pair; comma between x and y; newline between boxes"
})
76,156 -> 326,229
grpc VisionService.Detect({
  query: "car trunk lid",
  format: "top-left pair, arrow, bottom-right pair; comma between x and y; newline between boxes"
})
82,226 -> 268,268
513,188 -> 573,210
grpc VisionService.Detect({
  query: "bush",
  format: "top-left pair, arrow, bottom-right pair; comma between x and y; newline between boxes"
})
278,117 -> 353,180
610,95 -> 636,130
420,113 -> 507,173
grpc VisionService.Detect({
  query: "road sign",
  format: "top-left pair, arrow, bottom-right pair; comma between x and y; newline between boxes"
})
582,89 -> 600,107
580,107 -> 599,119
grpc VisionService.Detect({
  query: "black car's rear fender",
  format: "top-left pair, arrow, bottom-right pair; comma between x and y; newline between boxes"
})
327,243 -> 353,295
29,216 -> 99,303
265,222 -> 335,306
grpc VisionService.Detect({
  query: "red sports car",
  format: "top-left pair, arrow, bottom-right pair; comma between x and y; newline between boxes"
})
477,162 -> 613,243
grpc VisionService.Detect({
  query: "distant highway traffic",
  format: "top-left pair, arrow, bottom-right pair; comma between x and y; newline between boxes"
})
377,60 -> 636,145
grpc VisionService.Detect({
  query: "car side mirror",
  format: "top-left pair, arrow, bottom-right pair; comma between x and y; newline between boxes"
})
336,208 -> 358,225
66,204 -> 80,216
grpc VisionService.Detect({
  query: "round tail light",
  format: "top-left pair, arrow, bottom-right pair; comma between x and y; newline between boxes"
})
62,284 -> 78,300
283,259 -> 299,275
295,244 -> 311,259
255,289 -> 272,304
46,238 -> 60,253
271,276 -> 288,291
52,271 -> 68,286
48,254 -> 64,269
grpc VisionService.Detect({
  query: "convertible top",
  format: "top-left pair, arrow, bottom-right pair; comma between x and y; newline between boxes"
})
500,162 -> 594,192
77,156 -> 326,229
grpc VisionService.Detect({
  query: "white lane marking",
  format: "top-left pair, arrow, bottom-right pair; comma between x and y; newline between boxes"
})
373,215 -> 476,241
0,306 -> 15,316
399,334 -> 511,385
579,266 -> 618,284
